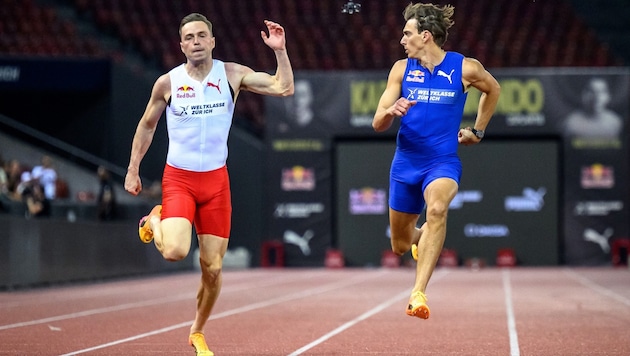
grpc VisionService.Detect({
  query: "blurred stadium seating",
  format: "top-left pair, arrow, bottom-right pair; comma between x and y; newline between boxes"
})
0,0 -> 627,131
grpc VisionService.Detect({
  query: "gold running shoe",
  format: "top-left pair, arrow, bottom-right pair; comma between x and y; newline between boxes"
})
138,205 -> 161,243
411,224 -> 425,261
406,291 -> 430,319
189,332 -> 214,356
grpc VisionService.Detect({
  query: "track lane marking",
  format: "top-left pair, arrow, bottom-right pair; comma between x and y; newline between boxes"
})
59,270 -> 391,355
564,268 -> 630,307
287,270 -> 450,355
0,271 -> 321,331
502,269 -> 520,356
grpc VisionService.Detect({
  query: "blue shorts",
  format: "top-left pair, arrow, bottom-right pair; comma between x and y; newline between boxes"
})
389,156 -> 462,214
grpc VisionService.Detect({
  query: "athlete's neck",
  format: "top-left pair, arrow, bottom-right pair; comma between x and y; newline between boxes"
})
419,47 -> 446,73
185,59 -> 214,82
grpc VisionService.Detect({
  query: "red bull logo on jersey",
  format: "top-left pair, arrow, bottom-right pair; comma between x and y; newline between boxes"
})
406,69 -> 425,83
176,85 -> 196,98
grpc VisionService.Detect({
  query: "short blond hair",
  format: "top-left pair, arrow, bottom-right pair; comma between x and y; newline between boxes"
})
179,13 -> 213,37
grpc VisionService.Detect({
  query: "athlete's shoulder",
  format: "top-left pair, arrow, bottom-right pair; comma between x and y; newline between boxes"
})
445,51 -> 466,59
167,63 -> 186,75
154,72 -> 171,93
389,59 -> 409,79
461,57 -> 487,78
223,61 -> 251,75
393,58 -> 409,68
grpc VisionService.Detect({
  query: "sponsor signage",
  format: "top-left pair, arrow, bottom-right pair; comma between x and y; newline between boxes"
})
504,187 -> 546,212
348,187 -> 387,215
264,69 -> 629,266
281,166 -> 315,191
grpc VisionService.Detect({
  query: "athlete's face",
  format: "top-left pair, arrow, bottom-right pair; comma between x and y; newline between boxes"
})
583,79 -> 610,112
400,19 -> 427,58
180,21 -> 215,62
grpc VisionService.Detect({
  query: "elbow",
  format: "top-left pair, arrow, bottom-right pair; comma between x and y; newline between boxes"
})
492,81 -> 502,96
276,83 -> 294,97
372,115 -> 392,132
372,121 -> 386,132
279,74 -> 294,96
283,85 -> 295,96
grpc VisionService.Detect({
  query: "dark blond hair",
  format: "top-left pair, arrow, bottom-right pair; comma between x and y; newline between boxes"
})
403,2 -> 454,47
179,13 -> 213,37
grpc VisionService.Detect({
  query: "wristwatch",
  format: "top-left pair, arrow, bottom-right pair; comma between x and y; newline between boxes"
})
471,128 -> 485,139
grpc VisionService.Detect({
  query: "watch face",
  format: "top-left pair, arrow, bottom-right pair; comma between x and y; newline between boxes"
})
474,130 -> 484,139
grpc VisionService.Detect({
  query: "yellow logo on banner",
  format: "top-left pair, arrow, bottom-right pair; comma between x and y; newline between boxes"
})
350,80 -> 387,115
465,78 -> 544,115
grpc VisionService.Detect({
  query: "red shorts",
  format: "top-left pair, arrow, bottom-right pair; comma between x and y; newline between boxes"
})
161,164 -> 231,238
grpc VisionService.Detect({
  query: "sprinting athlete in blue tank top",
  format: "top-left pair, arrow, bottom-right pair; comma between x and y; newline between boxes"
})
391,52 -> 467,214
373,2 -> 501,320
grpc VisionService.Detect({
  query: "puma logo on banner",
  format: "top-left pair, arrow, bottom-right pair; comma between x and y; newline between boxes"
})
283,230 -> 314,255
583,227 -> 613,253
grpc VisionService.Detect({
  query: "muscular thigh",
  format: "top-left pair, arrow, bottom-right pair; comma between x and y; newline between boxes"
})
389,207 -> 421,243
389,178 -> 425,214
161,164 -> 231,239
197,234 -> 229,266
389,156 -> 462,214
193,166 -> 231,238
161,165 -> 195,246
424,178 -> 459,212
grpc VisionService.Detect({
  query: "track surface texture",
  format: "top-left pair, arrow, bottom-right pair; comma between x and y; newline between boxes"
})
1,267 -> 629,355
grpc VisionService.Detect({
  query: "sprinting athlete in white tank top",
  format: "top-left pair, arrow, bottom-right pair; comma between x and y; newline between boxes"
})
166,60 -> 234,172
124,14 -> 294,355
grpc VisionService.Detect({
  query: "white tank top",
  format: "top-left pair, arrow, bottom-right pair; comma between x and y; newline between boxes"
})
166,60 -> 235,172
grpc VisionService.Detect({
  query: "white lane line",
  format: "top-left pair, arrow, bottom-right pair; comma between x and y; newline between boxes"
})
564,268 -> 630,307
502,269 -> 520,356
59,270 -> 390,356
287,288 -> 410,356
287,270 -> 450,356
0,271 -> 298,310
0,293 -> 193,331
0,271 -> 319,331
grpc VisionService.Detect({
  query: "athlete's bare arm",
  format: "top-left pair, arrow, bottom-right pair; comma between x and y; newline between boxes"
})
373,59 -> 415,132
462,57 -> 500,132
458,58 -> 501,145
125,74 -> 171,195
225,20 -> 294,98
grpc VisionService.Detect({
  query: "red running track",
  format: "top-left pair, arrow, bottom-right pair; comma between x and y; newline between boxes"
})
1,267 -> 629,355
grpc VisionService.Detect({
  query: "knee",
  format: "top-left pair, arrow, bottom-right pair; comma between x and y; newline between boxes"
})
391,244 -> 408,256
426,201 -> 449,221
199,256 -> 222,284
162,245 -> 189,261
390,236 -> 410,256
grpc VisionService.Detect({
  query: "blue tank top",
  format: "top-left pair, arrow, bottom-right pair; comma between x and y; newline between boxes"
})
396,52 -> 467,161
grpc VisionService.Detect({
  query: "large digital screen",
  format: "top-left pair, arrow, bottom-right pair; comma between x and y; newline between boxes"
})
335,139 -> 560,266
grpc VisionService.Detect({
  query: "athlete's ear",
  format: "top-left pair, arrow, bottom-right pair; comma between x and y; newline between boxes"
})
423,30 -> 433,42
